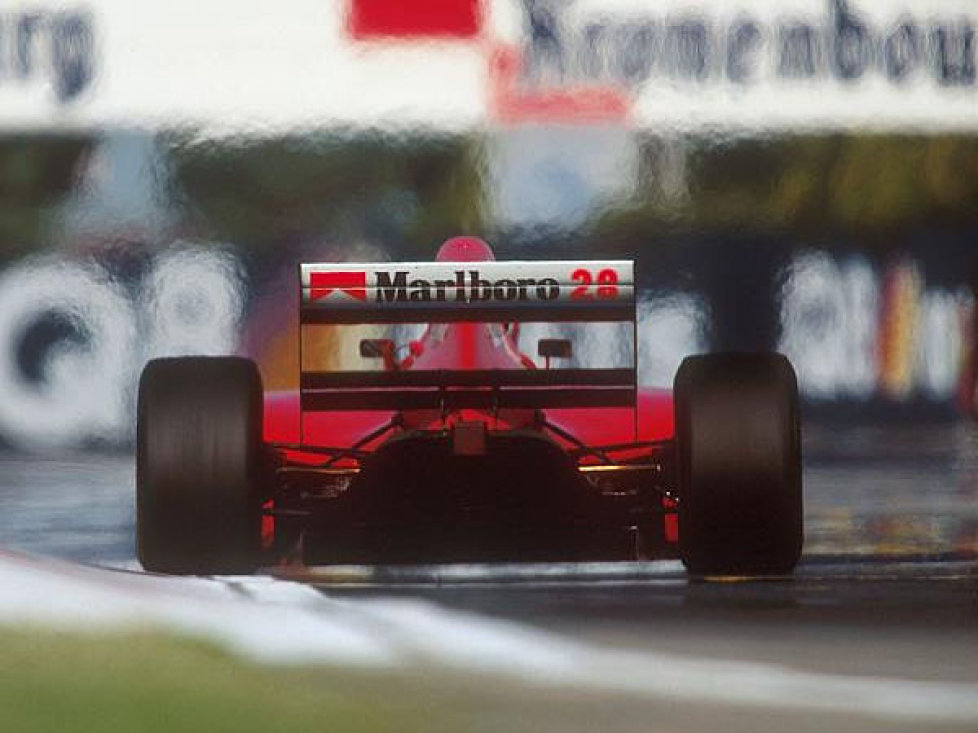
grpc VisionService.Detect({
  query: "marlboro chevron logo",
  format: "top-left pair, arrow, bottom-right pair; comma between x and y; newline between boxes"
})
302,262 -> 633,305
309,271 -> 368,301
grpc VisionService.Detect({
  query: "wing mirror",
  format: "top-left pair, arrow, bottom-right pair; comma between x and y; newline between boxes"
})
537,338 -> 572,368
359,338 -> 394,359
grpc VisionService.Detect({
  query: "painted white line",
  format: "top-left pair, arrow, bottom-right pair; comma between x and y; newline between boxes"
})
0,550 -> 975,724
0,550 -> 394,666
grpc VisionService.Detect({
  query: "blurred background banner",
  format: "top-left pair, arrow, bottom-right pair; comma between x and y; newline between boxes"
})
0,0 -> 975,448
0,0 -> 975,133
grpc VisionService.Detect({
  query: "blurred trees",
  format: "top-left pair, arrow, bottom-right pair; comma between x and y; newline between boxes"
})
167,133 -> 486,264
0,132 -> 975,264
595,134 -> 978,245
0,137 -> 92,260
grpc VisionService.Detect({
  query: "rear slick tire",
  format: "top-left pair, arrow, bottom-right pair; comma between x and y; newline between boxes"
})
137,356 -> 264,575
674,352 -> 803,576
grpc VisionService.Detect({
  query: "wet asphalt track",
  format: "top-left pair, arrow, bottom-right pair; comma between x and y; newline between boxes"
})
0,421 -> 975,701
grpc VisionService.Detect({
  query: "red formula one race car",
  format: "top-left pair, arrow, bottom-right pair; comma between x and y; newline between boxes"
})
136,237 -> 802,576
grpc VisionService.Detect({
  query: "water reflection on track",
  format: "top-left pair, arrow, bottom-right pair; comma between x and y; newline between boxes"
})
0,451 -> 134,563
0,422 -> 974,566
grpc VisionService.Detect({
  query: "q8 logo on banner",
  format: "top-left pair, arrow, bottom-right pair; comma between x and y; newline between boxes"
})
0,249 -> 244,448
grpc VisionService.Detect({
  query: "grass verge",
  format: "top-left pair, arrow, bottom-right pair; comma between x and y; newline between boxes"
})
0,628 -> 436,733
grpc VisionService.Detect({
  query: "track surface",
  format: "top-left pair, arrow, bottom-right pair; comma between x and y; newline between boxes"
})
301,559 -> 977,684
0,421 -> 976,723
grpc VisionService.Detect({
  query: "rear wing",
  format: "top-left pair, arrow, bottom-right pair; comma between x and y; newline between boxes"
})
297,260 -> 637,416
299,261 -> 634,323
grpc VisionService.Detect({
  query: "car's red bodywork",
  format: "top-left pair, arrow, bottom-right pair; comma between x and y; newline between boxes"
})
261,237 -> 679,564
264,390 -> 675,455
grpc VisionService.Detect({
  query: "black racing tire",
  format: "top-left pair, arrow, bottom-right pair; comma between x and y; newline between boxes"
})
674,352 -> 802,576
137,356 -> 265,575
